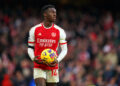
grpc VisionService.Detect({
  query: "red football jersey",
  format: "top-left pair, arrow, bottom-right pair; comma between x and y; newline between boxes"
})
28,23 -> 67,70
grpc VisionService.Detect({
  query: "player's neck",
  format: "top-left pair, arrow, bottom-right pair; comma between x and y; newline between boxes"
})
43,21 -> 53,28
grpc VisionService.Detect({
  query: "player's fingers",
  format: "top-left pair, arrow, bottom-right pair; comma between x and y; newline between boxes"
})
34,55 -> 40,58
33,56 -> 39,61
34,59 -> 43,64
51,60 -> 57,64
46,62 -> 52,66
42,59 -> 46,62
49,62 -> 56,67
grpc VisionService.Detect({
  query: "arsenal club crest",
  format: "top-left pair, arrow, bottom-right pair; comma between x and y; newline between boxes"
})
51,32 -> 56,37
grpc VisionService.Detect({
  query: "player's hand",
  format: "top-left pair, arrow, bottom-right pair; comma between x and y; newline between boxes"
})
48,58 -> 58,67
33,56 -> 58,67
33,56 -> 45,64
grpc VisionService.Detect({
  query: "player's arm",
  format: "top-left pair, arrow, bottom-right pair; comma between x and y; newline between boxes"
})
57,43 -> 67,62
49,29 -> 67,67
27,27 -> 41,62
57,29 -> 67,62
27,27 -> 47,64
27,27 -> 35,61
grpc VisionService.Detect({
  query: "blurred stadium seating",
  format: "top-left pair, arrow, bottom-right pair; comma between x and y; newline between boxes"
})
0,0 -> 120,86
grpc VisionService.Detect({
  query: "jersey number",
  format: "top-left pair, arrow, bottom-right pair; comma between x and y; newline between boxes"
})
52,69 -> 57,76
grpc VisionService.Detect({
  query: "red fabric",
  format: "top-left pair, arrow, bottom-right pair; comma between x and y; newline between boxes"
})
104,20 -> 113,30
33,23 -> 60,70
60,42 -> 67,45
2,74 -> 13,86
104,15 -> 114,30
78,52 -> 89,62
28,41 -> 35,43
90,32 -> 97,41
4,15 -> 10,24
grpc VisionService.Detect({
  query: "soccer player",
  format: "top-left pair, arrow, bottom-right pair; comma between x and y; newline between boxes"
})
27,5 -> 67,86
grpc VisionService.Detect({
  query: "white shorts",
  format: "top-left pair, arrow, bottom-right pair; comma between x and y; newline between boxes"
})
33,68 -> 59,83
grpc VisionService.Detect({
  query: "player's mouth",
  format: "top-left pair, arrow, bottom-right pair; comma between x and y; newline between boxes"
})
53,17 -> 56,20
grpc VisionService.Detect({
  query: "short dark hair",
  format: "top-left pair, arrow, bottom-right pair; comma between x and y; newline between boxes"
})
41,5 -> 55,14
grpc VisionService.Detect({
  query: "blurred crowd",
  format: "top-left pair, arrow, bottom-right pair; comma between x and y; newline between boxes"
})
0,5 -> 120,86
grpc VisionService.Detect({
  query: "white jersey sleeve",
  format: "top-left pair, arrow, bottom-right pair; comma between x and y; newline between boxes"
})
28,24 -> 42,46
54,25 -> 68,62
27,24 -> 41,61
57,44 -> 67,62
28,24 -> 41,61
28,27 -> 36,46
28,48 -> 35,61
28,27 -> 36,61
59,29 -> 67,44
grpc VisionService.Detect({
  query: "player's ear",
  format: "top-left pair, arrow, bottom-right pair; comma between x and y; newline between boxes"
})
43,12 -> 47,17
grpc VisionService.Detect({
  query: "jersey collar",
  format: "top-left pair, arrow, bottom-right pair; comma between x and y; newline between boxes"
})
42,23 -> 54,29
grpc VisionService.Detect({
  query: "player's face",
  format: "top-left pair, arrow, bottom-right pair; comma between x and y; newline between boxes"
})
45,8 -> 56,22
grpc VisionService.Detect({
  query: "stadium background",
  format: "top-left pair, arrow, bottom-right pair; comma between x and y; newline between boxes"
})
0,0 -> 120,86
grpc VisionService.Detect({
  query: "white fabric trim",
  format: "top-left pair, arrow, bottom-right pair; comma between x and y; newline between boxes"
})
34,68 -> 59,82
57,44 -> 67,62
54,25 -> 67,62
28,48 -> 35,61
28,43 -> 35,46
28,24 -> 42,46
54,25 -> 67,43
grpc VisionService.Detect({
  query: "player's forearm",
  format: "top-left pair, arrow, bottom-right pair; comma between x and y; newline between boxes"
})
28,48 -> 35,61
57,44 -> 67,62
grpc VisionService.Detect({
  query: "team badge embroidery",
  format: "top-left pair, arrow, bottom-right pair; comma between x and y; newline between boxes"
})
51,32 -> 56,37
38,33 -> 42,36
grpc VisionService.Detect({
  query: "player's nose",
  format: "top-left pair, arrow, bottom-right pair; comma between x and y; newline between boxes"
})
53,13 -> 56,17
